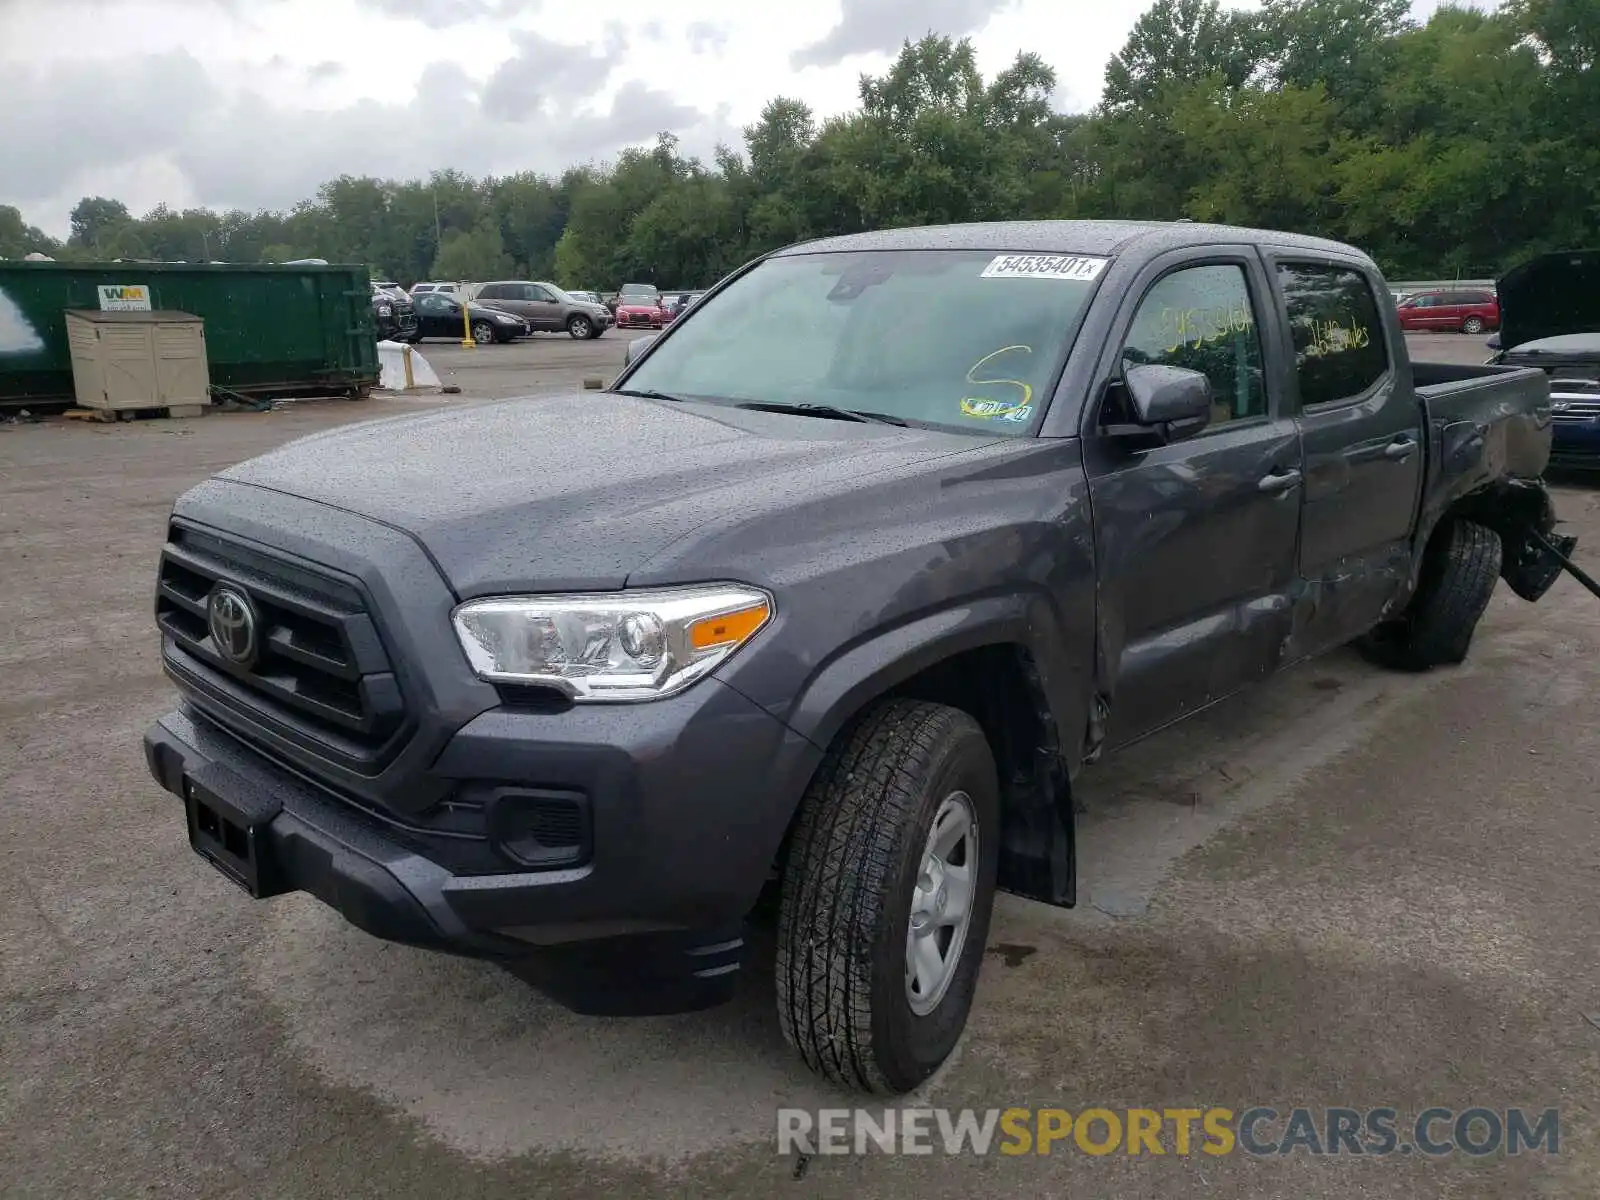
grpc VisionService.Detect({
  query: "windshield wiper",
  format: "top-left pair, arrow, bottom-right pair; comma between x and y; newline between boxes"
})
613,387 -> 694,403
734,401 -> 908,426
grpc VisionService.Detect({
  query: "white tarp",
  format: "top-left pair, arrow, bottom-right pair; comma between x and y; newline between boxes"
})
376,339 -> 442,391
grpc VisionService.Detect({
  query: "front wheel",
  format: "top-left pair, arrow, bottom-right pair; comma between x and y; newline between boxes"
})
1462,316 -> 1486,335
567,314 -> 594,339
776,699 -> 1000,1093
471,320 -> 497,345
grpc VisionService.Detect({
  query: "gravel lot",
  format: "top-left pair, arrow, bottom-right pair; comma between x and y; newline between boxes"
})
3,331 -> 1597,1199
409,326 -> 653,399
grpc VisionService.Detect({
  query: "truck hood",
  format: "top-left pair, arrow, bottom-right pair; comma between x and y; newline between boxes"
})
1498,332 -> 1600,367
1497,250 -> 1600,350
217,393 -> 982,596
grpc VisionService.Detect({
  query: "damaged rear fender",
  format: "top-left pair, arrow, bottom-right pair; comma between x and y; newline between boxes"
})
1431,478 -> 1574,603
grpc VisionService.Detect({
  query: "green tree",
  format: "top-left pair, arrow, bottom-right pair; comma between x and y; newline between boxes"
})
0,206 -> 61,258
68,197 -> 133,254
1104,0 -> 1264,109
429,220 -> 514,281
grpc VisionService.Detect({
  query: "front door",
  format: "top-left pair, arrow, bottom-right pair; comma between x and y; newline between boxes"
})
1271,258 -> 1424,654
1083,255 -> 1304,747
413,293 -> 452,338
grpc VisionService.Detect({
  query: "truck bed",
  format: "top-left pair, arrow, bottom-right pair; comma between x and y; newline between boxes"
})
1413,360 -> 1553,484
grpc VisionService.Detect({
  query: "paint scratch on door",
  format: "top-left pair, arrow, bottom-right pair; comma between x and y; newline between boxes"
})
0,287 -> 44,354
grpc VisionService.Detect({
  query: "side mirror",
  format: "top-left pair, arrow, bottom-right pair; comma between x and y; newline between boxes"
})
1118,363 -> 1213,440
624,334 -> 658,366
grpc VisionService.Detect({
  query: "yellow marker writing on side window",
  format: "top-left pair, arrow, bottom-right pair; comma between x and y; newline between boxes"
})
961,345 -> 1034,418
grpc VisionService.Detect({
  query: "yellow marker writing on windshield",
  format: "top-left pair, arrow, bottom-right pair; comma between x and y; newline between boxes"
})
961,345 -> 1034,418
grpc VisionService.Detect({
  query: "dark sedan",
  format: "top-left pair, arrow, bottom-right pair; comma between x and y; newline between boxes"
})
410,293 -> 529,344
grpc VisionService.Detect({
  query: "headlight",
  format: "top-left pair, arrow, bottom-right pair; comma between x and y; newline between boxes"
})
452,584 -> 773,701
377,304 -> 392,316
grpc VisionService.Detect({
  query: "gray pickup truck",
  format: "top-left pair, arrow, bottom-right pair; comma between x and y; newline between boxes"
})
144,221 -> 1572,1095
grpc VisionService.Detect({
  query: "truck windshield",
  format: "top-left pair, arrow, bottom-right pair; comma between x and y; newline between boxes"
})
622,249 -> 1105,435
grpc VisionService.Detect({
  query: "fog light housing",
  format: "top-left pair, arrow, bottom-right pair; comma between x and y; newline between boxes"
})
486,788 -> 591,869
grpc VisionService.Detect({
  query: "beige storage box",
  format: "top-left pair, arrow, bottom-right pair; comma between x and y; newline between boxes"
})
65,309 -> 210,416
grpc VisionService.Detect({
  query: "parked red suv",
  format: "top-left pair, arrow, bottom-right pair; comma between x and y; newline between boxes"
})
1395,288 -> 1500,334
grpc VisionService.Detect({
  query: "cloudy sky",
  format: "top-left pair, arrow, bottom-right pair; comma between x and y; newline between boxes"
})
2,0 -> 1475,237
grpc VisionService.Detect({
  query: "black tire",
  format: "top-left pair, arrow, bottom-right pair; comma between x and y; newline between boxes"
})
1358,519 -> 1502,671
471,319 -> 497,345
1463,316 -> 1486,335
567,314 -> 594,339
776,699 -> 1000,1093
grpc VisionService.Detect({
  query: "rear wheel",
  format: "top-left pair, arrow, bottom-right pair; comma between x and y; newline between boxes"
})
1462,316 -> 1486,335
776,700 -> 999,1093
1358,518 -> 1502,670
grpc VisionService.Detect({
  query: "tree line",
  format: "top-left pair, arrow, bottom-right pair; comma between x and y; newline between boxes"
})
2,0 -> 1592,287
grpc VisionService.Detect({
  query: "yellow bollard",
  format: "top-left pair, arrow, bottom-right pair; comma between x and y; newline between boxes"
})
461,301 -> 476,349
402,344 -> 416,390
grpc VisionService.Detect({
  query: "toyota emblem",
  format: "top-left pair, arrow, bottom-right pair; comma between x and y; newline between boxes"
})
207,583 -> 259,666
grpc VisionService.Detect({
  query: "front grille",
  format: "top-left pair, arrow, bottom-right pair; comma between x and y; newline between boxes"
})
1552,397 -> 1600,421
156,523 -> 408,773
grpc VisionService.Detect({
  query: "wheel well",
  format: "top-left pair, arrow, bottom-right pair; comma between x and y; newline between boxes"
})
768,644 -> 1076,909
885,646 -> 1051,797
1432,477 -> 1561,601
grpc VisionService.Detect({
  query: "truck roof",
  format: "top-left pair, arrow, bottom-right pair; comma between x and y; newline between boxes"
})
772,220 -> 1366,264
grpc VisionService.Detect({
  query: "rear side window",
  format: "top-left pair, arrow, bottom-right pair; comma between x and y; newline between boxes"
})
476,284 -> 505,299
1278,264 -> 1390,406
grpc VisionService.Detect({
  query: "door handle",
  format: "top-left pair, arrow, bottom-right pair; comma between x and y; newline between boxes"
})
1383,436 -> 1418,461
1258,468 -> 1302,494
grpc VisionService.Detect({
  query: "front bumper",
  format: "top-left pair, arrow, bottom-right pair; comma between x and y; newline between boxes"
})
1550,422 -> 1600,468
145,677 -> 821,1012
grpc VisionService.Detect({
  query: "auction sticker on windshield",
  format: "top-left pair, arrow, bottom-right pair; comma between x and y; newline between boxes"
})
981,254 -> 1109,282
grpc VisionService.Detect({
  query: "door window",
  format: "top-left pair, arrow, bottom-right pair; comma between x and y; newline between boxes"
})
528,285 -> 556,302
1277,263 -> 1390,407
1120,264 -> 1267,425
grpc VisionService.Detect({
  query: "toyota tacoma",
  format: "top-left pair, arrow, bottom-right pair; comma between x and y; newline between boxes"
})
145,221 -> 1573,1094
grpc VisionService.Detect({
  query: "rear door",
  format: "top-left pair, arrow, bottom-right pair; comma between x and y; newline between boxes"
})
1437,291 -> 1470,330
1082,250 -> 1304,746
1268,256 -> 1423,655
474,283 -> 515,317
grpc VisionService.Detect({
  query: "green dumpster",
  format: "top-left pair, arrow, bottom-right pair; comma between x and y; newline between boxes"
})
0,261 -> 379,407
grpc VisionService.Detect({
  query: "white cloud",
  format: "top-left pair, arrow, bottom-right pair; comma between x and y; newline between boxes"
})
0,0 -> 1484,237
792,0 -> 1022,68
